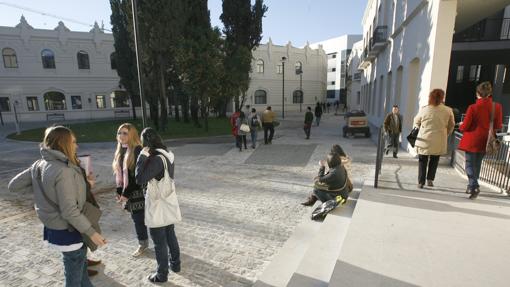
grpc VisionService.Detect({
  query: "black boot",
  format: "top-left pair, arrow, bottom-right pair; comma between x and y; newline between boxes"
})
301,195 -> 318,206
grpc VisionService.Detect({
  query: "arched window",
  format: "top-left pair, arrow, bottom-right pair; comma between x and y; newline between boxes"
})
44,91 -> 66,110
110,52 -> 117,70
293,90 -> 303,103
110,90 -> 129,108
77,50 -> 90,69
41,49 -> 56,69
295,61 -> 302,74
2,48 -> 18,68
254,90 -> 267,104
256,59 -> 264,73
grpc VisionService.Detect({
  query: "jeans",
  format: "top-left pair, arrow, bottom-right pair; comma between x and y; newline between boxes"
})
250,130 -> 258,148
263,123 -> 274,144
465,152 -> 485,191
236,135 -> 247,150
62,244 -> 93,287
418,155 -> 440,184
387,133 -> 399,154
315,116 -> 321,126
313,189 -> 348,203
149,225 -> 180,280
131,210 -> 148,242
304,124 -> 311,139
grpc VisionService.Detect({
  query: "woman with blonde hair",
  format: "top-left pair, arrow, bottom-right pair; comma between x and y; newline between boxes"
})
413,89 -> 455,188
9,126 -> 106,286
112,123 -> 148,256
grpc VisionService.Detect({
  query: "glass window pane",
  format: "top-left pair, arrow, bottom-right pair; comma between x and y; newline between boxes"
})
96,95 -> 106,109
254,90 -> 267,104
42,49 -> 56,69
0,97 -> 11,111
77,51 -> 90,69
3,48 -> 18,68
44,92 -> 66,110
71,96 -> 82,109
26,97 -> 39,111
110,91 -> 129,108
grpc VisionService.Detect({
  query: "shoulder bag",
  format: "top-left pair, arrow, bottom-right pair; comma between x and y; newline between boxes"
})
406,127 -> 419,147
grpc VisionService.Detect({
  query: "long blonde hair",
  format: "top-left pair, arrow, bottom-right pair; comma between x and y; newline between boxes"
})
112,123 -> 141,172
43,126 -> 79,166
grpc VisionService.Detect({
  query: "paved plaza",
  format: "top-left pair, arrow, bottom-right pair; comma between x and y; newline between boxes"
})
0,112 -> 376,286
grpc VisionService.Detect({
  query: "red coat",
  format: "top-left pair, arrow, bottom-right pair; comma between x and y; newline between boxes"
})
230,112 -> 240,137
458,97 -> 503,153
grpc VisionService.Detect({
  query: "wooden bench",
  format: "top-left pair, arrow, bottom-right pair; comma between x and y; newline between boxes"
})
114,110 -> 130,118
46,113 -> 65,121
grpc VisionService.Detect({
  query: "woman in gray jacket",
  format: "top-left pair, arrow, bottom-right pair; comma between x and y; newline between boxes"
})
8,126 -> 106,287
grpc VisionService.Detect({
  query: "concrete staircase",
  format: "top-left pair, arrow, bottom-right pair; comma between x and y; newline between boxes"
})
254,179 -> 364,287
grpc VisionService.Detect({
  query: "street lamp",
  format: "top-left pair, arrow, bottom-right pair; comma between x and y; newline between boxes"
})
281,56 -> 286,119
131,0 -> 148,128
296,67 -> 303,112
13,100 -> 20,135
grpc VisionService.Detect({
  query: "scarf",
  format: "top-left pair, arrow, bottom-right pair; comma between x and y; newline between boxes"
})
115,144 -> 130,195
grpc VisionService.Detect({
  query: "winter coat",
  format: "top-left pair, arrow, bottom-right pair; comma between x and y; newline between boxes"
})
8,148 -> 95,237
384,112 -> 402,135
304,111 -> 314,125
236,117 -> 249,136
458,97 -> 503,153
135,148 -> 175,185
262,110 -> 276,123
315,106 -> 323,117
116,145 -> 145,212
413,104 -> 455,155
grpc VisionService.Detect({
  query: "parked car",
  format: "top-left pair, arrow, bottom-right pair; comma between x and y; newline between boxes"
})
343,110 -> 371,138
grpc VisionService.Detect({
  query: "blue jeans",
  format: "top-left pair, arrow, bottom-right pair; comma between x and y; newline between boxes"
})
315,116 -> 321,126
149,225 -> 180,280
131,210 -> 148,242
465,152 -> 485,191
62,244 -> 93,287
250,130 -> 258,148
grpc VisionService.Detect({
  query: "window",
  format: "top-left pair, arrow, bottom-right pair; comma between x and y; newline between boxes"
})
331,68 -> 336,72
2,48 -> 18,68
41,49 -> 56,69
327,90 -> 336,99
110,53 -> 117,70
256,59 -> 264,73
44,91 -> 66,110
295,61 -> 302,74
96,95 -> 106,109
254,90 -> 267,104
293,90 -> 303,103
0,97 -> 10,111
327,53 -> 337,59
26,97 -> 39,111
456,66 -> 464,83
276,63 -> 283,74
110,91 -> 129,108
71,96 -> 82,109
329,81 -> 336,85
357,91 -> 361,105
469,65 -> 481,81
77,51 -> 90,69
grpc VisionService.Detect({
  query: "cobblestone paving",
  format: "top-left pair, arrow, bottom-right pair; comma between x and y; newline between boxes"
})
0,113 -> 375,286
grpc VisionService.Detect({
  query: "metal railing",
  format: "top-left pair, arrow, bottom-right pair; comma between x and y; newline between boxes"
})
451,131 -> 510,194
454,18 -> 510,42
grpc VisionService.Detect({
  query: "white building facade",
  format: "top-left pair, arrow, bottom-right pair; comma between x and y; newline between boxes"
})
0,17 -> 135,124
357,0 -> 510,148
346,40 -> 364,111
310,35 -> 362,104
247,39 -> 327,112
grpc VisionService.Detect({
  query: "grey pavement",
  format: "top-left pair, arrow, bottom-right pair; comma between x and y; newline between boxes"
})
0,110 -> 376,286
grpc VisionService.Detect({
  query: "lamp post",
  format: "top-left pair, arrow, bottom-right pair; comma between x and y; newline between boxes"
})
131,0 -> 147,128
13,100 -> 20,135
296,67 -> 303,112
281,56 -> 286,119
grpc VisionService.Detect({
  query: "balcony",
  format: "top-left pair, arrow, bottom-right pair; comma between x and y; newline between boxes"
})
453,18 -> 510,42
368,26 -> 388,56
353,72 -> 361,81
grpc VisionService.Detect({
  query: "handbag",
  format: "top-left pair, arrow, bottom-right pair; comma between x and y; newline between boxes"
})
240,123 -> 251,133
145,155 -> 182,228
486,102 -> 501,156
406,127 -> 420,147
36,162 -> 102,251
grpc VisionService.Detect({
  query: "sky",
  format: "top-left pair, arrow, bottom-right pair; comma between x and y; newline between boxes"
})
0,0 -> 367,46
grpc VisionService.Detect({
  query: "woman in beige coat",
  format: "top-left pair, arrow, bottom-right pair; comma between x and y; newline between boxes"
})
413,89 -> 455,188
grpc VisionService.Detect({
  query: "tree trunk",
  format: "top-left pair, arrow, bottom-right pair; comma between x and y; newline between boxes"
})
180,91 -> 190,123
190,94 -> 200,127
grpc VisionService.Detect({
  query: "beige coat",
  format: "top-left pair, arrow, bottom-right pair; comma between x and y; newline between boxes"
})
413,104 -> 455,155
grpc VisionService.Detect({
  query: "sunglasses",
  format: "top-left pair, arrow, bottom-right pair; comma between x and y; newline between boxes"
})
117,131 -> 128,136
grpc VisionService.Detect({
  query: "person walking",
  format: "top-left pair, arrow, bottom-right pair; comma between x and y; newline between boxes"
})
314,103 -> 323,126
304,107 -> 314,139
383,105 -> 403,158
248,108 -> 262,148
458,82 -> 503,199
8,126 -> 106,287
413,89 -> 455,189
112,123 -> 148,257
135,128 -> 181,283
236,111 -> 249,151
230,110 -> 241,148
262,106 -> 276,144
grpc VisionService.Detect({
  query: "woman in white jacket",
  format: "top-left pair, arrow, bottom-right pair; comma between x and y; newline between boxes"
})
135,128 -> 181,283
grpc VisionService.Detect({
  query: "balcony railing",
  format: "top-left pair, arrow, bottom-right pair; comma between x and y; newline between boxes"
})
353,72 -> 361,81
370,26 -> 388,48
453,18 -> 510,42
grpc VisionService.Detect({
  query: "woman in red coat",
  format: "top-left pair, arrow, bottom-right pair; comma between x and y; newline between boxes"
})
458,82 -> 503,199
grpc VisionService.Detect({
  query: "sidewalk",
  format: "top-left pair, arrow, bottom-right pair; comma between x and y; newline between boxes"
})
331,150 -> 510,286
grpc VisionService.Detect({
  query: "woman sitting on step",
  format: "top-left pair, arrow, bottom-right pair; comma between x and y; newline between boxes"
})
301,152 -> 350,206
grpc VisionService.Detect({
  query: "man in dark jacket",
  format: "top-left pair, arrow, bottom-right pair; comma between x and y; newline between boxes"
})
383,105 -> 402,158
304,107 -> 314,139
314,103 -> 323,126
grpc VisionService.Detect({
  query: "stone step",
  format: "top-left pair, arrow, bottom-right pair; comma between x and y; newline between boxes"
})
286,183 -> 362,287
253,202 -> 323,287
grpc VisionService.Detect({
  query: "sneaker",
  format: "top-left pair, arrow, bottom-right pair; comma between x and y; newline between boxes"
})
335,195 -> 347,205
132,244 -> 148,257
171,263 -> 181,273
427,180 -> 434,187
418,183 -> 424,189
469,188 -> 480,200
385,148 -> 390,155
148,273 -> 167,283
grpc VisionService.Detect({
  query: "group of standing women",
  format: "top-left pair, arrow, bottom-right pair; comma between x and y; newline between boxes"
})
8,124 -> 181,285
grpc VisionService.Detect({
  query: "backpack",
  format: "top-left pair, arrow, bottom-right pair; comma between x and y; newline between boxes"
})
251,115 -> 259,128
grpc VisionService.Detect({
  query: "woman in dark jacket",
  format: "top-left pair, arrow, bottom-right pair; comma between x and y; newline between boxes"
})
112,123 -> 147,256
135,128 -> 181,283
301,152 -> 349,206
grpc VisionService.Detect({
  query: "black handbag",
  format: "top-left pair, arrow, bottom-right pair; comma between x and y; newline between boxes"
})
406,127 -> 420,147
